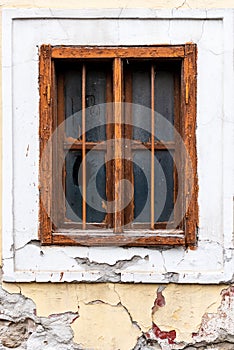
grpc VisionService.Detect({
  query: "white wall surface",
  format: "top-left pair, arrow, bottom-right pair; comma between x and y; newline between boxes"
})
2,8 -> 234,283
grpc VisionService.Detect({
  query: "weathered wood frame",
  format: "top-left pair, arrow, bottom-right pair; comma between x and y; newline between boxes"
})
39,44 -> 198,247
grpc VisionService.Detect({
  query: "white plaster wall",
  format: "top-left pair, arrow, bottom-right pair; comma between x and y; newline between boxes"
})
2,9 -> 234,283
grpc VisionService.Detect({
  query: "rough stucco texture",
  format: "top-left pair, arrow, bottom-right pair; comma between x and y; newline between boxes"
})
0,286 -> 80,349
1,284 -> 234,350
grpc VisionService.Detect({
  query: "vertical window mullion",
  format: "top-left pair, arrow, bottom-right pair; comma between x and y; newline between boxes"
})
113,58 -> 123,232
82,64 -> 86,229
151,64 -> 155,230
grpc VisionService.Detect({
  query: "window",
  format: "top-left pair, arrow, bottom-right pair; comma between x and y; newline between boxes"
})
39,44 -> 198,247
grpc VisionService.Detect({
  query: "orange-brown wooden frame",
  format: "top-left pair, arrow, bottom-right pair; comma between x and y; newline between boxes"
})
39,44 -> 198,247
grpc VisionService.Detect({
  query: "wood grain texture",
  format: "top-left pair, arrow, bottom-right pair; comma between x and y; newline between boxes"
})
183,43 -> 198,247
113,58 -> 123,232
151,65 -> 155,230
52,46 -> 185,59
51,231 -> 185,246
39,44 -> 53,244
82,64 -> 87,229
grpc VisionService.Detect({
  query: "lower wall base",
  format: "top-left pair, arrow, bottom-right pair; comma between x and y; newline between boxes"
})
1,283 -> 233,350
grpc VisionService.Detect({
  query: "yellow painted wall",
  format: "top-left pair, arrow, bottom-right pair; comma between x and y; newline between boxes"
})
3,282 -> 226,349
1,1 -> 233,349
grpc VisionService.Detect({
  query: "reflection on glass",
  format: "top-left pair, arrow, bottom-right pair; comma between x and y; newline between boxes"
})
155,71 -> 174,141
65,150 -> 106,223
155,151 -> 174,222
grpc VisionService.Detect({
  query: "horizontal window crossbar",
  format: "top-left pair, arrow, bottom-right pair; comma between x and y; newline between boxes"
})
63,140 -> 175,150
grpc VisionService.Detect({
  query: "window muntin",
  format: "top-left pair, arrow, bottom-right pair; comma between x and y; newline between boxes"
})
39,45 -> 198,247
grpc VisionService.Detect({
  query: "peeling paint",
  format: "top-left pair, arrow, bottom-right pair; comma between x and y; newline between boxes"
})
75,255 -> 149,282
1,282 -> 234,349
133,286 -> 234,350
152,286 -> 166,315
136,286 -> 177,349
0,287 -> 80,349
163,273 -> 179,283
190,286 -> 234,346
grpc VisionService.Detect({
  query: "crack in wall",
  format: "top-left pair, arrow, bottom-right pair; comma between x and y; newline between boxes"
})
85,297 -> 142,332
175,0 -> 191,10
1,284 -> 234,350
113,285 -> 142,332
160,251 -> 181,282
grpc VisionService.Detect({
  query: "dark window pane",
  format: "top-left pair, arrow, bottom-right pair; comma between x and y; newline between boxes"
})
155,151 -> 174,222
86,150 -> 106,222
64,68 -> 82,139
65,150 -> 106,223
86,66 -> 107,142
155,71 -> 174,141
133,150 -> 150,222
65,150 -> 82,222
132,68 -> 151,142
63,63 -> 111,141
132,150 -> 174,224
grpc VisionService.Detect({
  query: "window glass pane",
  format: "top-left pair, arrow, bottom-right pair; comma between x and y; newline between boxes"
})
65,150 -> 106,223
65,150 -> 82,222
64,68 -> 82,139
133,150 -> 174,224
131,67 -> 151,142
155,151 -> 174,222
86,66 -> 107,142
154,70 -> 174,141
133,150 -> 150,222
86,150 -> 107,222
63,63 -> 111,141
62,59 -> 178,229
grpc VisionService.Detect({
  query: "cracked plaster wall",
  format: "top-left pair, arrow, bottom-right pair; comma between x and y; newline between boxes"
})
0,283 -> 234,349
0,0 -> 234,350
1,0 -> 234,9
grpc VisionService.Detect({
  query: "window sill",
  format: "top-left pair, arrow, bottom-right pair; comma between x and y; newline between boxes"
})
50,229 -> 185,246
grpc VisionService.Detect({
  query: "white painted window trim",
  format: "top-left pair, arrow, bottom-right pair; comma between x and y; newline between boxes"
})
2,8 -> 234,283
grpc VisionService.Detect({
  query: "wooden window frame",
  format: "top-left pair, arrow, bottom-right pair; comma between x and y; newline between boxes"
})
39,44 -> 198,247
